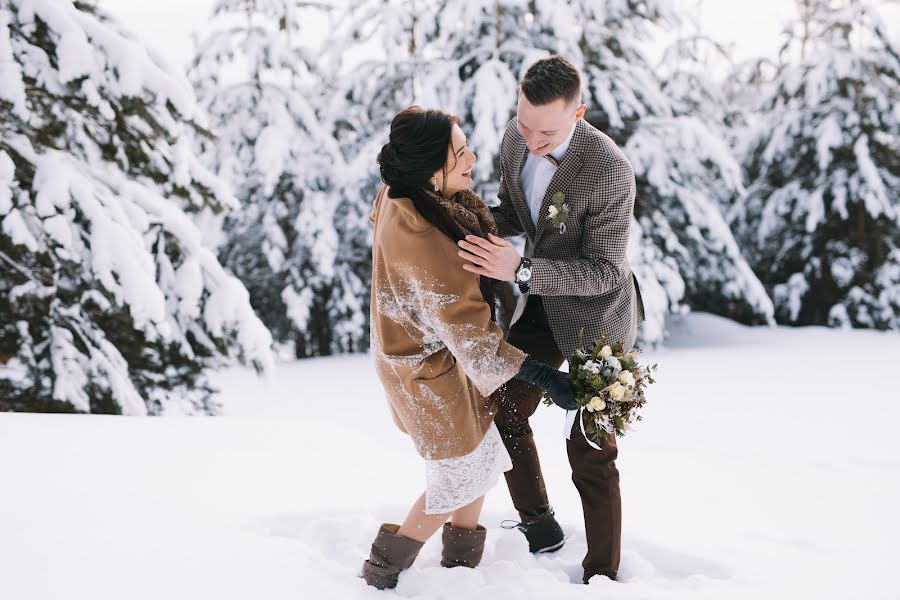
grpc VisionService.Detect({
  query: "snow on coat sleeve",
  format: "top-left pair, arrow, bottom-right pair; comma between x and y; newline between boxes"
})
403,232 -> 526,397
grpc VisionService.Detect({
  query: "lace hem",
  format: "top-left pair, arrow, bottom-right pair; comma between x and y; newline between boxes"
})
424,423 -> 512,514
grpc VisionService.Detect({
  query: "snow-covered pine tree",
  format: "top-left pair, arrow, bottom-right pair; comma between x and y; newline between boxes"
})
330,0 -> 580,191
650,6 -> 775,326
190,0 -> 368,358
572,0 -> 775,342
320,0 -> 441,350
420,0 -> 573,189
735,0 -> 900,329
0,0 -> 273,414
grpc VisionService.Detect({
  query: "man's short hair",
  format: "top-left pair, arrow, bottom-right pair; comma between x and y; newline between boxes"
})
520,55 -> 582,106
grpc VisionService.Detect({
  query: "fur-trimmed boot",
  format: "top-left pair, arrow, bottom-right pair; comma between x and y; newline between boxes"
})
439,523 -> 487,568
360,524 -> 425,590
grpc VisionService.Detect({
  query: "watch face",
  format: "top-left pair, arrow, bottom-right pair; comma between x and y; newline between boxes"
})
517,267 -> 532,282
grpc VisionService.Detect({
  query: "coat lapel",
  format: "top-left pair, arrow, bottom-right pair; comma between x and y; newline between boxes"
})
533,120 -> 588,245
506,129 -> 537,241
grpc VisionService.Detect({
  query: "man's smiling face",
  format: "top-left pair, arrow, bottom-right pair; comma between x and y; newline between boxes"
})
516,92 -> 586,156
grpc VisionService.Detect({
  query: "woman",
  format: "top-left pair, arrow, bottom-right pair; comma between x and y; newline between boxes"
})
362,106 -> 575,590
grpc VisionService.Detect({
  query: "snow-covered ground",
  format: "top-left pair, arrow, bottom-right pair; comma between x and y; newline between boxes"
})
1,313 -> 898,599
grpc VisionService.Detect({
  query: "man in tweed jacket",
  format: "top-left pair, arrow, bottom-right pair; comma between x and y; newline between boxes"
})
457,55 -> 644,584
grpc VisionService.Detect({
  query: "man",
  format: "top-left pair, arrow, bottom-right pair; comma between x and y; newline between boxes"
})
456,55 -> 645,584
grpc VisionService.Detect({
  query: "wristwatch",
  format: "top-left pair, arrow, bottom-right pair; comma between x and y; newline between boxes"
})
515,257 -> 533,293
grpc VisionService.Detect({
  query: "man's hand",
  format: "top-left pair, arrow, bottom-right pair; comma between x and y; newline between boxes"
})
457,233 -> 521,282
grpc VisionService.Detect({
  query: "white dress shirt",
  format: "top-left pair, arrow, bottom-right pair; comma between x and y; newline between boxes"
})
519,123 -> 577,228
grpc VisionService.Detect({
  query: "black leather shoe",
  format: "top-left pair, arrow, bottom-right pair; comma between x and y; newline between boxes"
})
502,509 -> 565,554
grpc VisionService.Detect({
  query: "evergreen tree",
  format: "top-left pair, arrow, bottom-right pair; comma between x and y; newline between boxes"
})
322,0 -> 435,353
421,0 -> 569,186
573,0 -> 775,340
190,0 -> 368,358
735,0 -> 899,329
653,12 -> 776,325
328,0 -> 430,160
0,0 -> 273,414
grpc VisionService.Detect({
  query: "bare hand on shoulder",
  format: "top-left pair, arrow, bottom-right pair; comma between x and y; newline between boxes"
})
457,233 -> 520,282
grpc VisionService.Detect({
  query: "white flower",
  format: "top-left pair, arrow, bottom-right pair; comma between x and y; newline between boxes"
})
605,356 -> 622,372
618,371 -> 635,387
599,345 -> 612,358
609,383 -> 625,400
548,205 -> 559,218
581,360 -> 601,375
588,396 -> 606,412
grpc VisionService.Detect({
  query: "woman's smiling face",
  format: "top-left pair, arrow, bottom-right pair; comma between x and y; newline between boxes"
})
434,124 -> 476,197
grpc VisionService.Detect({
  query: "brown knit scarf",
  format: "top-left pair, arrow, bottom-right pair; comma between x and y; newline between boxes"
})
425,187 -> 511,324
426,188 -> 499,239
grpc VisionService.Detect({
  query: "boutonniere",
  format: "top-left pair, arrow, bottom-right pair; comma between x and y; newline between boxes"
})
547,192 -> 570,234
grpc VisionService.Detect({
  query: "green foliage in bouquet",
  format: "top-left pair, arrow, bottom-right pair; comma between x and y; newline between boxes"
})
545,333 -> 658,446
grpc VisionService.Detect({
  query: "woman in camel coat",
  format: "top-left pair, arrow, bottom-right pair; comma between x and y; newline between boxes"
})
361,107 -> 575,590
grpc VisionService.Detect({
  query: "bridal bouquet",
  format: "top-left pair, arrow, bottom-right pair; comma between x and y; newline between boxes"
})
547,336 -> 657,446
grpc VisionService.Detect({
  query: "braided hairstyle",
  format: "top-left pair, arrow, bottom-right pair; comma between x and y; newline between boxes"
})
377,106 -> 504,322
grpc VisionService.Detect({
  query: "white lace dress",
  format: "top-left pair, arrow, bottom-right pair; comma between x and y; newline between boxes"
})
424,422 -> 513,514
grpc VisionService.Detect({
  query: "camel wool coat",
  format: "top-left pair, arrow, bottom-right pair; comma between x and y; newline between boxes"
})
369,184 -> 526,461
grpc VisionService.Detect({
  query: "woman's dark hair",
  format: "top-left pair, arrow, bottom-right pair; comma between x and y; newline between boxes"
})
377,106 -> 505,322
377,107 -> 462,239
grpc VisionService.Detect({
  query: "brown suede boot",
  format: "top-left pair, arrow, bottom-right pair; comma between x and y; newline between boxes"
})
440,523 -> 487,568
360,524 -> 425,590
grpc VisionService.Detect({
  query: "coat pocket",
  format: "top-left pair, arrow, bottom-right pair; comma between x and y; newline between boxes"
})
412,356 -> 467,408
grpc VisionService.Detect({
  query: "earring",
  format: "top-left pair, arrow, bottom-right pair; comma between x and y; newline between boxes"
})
432,180 -> 439,192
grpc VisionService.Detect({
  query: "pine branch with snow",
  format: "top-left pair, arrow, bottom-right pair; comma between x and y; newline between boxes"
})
421,0 -> 569,185
735,0 -> 900,330
570,0 -> 775,341
190,0 -> 368,358
0,0 -> 273,415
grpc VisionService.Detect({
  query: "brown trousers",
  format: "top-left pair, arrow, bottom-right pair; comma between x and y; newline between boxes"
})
492,296 -> 621,580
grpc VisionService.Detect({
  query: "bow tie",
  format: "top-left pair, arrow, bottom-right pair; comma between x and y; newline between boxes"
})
544,154 -> 560,167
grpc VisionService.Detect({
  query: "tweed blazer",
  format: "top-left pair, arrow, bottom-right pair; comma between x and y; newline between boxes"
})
491,118 -> 645,357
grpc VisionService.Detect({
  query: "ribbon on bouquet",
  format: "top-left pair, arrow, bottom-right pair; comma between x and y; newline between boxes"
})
563,407 -> 604,451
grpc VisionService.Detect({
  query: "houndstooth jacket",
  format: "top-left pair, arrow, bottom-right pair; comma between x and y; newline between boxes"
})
491,117 -> 645,357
